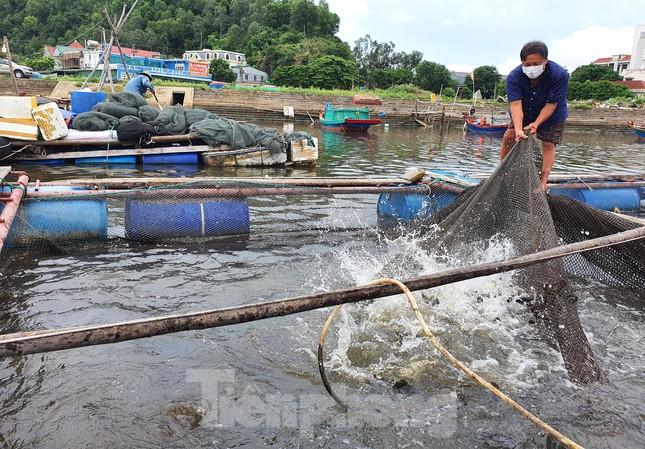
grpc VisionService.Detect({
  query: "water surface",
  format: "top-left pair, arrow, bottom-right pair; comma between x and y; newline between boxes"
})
1,125 -> 644,448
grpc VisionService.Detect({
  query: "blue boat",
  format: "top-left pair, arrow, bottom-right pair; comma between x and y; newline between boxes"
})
464,114 -> 508,135
627,120 -> 645,139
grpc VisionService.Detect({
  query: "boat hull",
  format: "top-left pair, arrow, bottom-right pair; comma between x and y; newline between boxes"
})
320,118 -> 381,132
635,128 -> 645,139
465,122 -> 508,134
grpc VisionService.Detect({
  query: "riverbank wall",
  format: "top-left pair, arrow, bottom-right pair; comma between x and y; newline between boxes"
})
2,80 -> 644,133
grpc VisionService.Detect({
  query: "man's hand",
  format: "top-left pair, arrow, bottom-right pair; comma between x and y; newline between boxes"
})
526,122 -> 538,135
514,128 -> 528,141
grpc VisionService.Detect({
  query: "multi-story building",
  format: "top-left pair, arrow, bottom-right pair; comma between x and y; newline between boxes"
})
183,49 -> 246,66
623,24 -> 645,81
183,48 -> 268,84
591,54 -> 631,76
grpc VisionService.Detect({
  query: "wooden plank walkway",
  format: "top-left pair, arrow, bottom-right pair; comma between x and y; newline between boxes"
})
13,145 -> 212,161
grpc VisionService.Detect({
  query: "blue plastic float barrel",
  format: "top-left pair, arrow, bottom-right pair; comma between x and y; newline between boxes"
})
76,155 -> 137,165
2,199 -> 108,246
142,153 -> 200,165
377,191 -> 458,223
550,187 -> 640,211
71,91 -> 106,114
124,199 -> 250,241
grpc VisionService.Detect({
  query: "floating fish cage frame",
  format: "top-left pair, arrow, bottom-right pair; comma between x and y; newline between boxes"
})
0,169 -> 643,250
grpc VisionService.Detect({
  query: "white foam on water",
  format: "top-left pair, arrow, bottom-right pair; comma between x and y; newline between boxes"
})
319,231 -> 567,392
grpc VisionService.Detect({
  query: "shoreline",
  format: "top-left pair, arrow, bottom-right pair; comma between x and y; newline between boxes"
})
1,80 -> 644,133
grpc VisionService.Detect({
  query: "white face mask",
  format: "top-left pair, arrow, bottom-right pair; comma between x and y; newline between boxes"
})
522,64 -> 545,79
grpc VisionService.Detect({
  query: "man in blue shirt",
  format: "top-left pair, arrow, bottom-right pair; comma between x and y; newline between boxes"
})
124,71 -> 155,97
500,41 -> 569,190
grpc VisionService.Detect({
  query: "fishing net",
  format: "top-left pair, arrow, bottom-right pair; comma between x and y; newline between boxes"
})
190,117 -> 288,155
151,104 -> 187,134
92,101 -> 139,119
71,111 -> 120,131
412,137 -> 644,384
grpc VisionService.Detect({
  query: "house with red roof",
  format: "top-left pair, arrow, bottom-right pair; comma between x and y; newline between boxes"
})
110,46 -> 160,59
591,54 -> 631,76
69,40 -> 85,49
612,80 -> 645,96
43,40 -> 161,71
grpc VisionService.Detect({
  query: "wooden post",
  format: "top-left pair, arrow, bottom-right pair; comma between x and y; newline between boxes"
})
2,36 -> 19,96
105,7 -> 130,80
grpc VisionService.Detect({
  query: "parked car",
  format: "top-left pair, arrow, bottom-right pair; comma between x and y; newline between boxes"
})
0,58 -> 33,78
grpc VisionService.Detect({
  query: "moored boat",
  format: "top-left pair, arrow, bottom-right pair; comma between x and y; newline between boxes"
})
319,102 -> 380,132
627,120 -> 645,139
463,113 -> 508,134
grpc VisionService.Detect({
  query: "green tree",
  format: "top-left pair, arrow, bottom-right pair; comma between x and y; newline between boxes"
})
414,61 -> 455,93
4,0 -> 346,62
393,50 -> 423,70
371,67 -> 414,88
442,87 -> 456,98
308,55 -> 360,89
352,34 -> 397,87
465,65 -> 500,99
568,80 -> 633,101
18,55 -> 55,71
460,86 -> 473,99
570,64 -> 621,82
209,58 -> 237,83
496,79 -> 507,99
262,36 -> 351,74
270,64 -> 311,87
22,15 -> 39,33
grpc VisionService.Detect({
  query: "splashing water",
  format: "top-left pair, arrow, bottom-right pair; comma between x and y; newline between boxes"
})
318,230 -> 569,398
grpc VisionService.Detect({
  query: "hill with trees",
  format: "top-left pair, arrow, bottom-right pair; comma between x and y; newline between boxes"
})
11,0 -> 629,101
2,0 -> 346,74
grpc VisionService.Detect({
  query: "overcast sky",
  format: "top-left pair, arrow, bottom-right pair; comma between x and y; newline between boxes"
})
326,0 -> 640,74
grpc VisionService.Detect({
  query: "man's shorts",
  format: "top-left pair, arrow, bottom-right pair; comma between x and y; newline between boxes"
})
508,121 -> 566,145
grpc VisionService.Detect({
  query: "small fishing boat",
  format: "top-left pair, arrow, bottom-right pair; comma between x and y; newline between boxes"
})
463,113 -> 508,135
208,81 -> 227,90
627,120 -> 645,139
319,102 -> 380,132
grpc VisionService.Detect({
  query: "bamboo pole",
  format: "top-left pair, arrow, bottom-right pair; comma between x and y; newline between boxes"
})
1,225 -> 643,357
468,172 -> 645,183
105,7 -> 130,80
30,176 -> 417,189
15,185 -> 439,199
546,181 -> 645,190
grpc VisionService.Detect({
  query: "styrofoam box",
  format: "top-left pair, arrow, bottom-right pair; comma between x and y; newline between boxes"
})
32,102 -> 68,141
0,96 -> 37,118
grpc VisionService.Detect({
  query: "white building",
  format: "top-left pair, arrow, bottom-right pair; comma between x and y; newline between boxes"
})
591,54 -> 631,76
231,65 -> 268,84
183,49 -> 246,66
623,24 -> 645,81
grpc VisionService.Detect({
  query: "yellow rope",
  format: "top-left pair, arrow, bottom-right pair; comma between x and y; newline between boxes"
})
318,277 -> 585,449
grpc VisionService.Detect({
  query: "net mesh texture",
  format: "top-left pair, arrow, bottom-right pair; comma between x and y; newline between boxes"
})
416,137 -> 644,384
